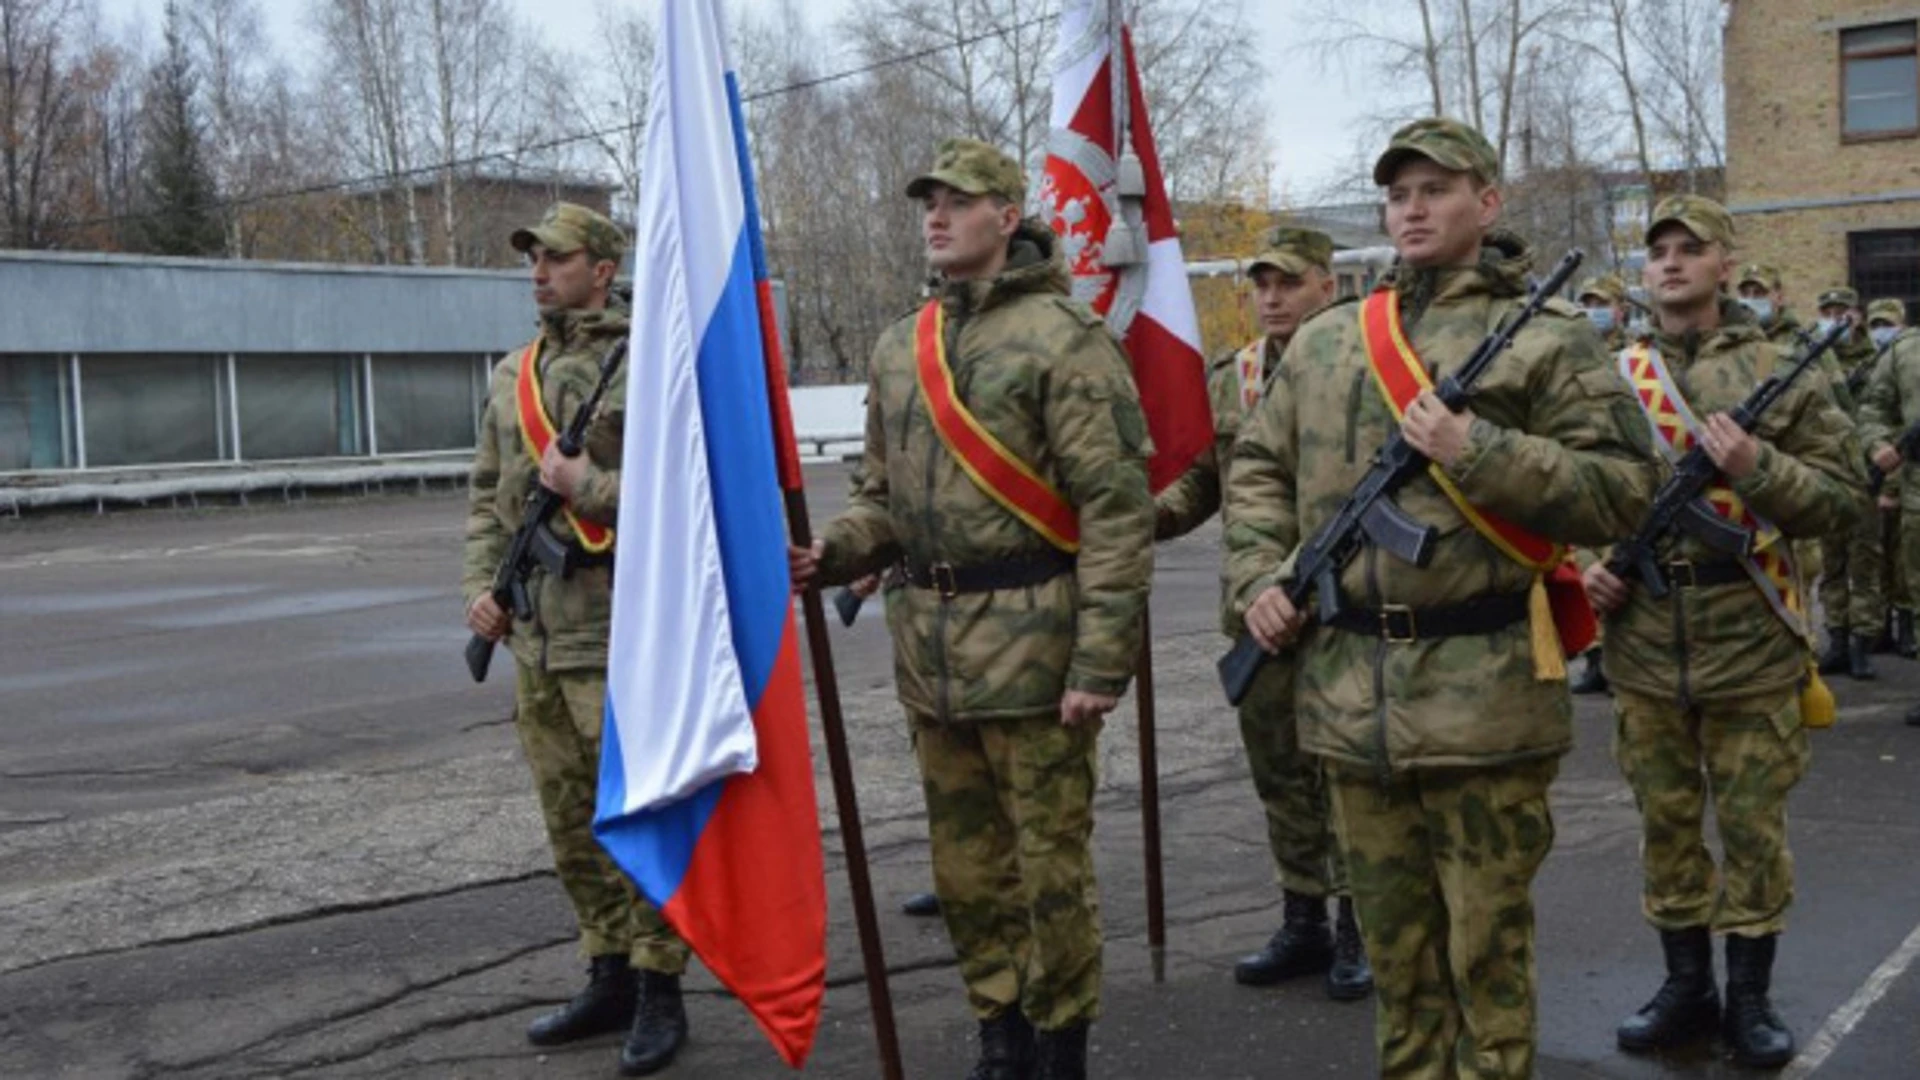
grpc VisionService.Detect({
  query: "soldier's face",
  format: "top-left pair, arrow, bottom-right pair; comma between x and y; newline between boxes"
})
1383,160 -> 1500,269
1643,226 -> 1731,311
1251,266 -> 1334,343
922,186 -> 1020,280
1736,282 -> 1770,301
528,245 -> 613,313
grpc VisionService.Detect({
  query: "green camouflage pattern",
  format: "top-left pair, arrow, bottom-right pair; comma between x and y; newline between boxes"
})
1645,194 -> 1736,247
1225,232 -> 1661,772
1737,263 -> 1782,293
1600,298 -> 1867,704
1329,757 -> 1558,1079
817,219 -> 1155,720
509,201 -> 628,263
1817,286 -> 1860,311
1372,116 -> 1502,184
1867,298 -> 1907,326
1818,518 -> 1886,633
1249,226 -> 1336,276
913,712 -> 1102,1030
1763,306 -> 1803,345
1612,689 -> 1809,935
464,306 -> 628,673
906,136 -> 1026,203
1859,333 -> 1920,616
513,666 -> 689,971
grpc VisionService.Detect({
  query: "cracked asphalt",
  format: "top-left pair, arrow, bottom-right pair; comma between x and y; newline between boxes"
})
3,466 -> 1919,1078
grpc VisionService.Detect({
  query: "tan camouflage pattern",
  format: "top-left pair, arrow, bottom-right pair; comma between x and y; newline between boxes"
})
1738,263 -> 1782,293
913,712 -> 1102,1030
1249,226 -> 1336,277
1817,286 -> 1861,311
1612,689 -> 1809,935
1859,333 -> 1920,614
464,306 -> 628,673
1600,298 -> 1867,703
816,219 -> 1155,720
513,666 -> 689,972
1763,306 -> 1804,346
1329,757 -> 1558,1079
1646,194 -> 1736,247
1867,298 -> 1907,326
510,201 -> 629,263
905,136 -> 1026,203
1818,323 -> 1887,631
1225,232 -> 1661,772
1372,116 -> 1502,184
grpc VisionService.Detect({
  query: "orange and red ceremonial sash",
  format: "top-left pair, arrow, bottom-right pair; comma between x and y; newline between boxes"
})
1357,290 -> 1596,675
913,302 -> 1080,553
515,339 -> 614,554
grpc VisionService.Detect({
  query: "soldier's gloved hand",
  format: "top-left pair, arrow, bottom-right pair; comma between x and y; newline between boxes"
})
1582,561 -> 1629,616
1245,586 -> 1307,653
788,539 -> 825,593
467,594 -> 510,642
1402,390 -> 1475,468
1873,442 -> 1901,472
1061,690 -> 1117,727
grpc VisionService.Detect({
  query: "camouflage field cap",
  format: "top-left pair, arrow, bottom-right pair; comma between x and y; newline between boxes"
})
1577,274 -> 1628,304
510,202 -> 628,263
1818,286 -> 1860,311
1737,262 -> 1782,291
905,137 -> 1026,203
1372,117 -> 1502,185
1868,298 -> 1908,326
1645,194 -> 1735,247
1248,226 -> 1335,276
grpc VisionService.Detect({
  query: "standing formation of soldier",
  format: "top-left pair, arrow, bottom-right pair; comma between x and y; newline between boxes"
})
470,109 -> 1914,1077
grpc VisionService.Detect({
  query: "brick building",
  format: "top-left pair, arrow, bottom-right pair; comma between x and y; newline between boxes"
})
1725,1 -> 1920,320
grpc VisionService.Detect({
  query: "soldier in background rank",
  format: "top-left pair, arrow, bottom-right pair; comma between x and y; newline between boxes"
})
1866,298 -> 1916,658
790,137 -> 1154,1080
1734,263 -> 1801,344
1812,285 -> 1885,681
1156,225 -> 1372,1002
1859,300 -> 1920,726
1584,196 -> 1864,1068
1577,273 -> 1630,352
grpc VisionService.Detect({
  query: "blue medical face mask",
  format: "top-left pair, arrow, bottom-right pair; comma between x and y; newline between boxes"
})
1816,316 -> 1843,337
1739,297 -> 1775,326
1873,326 -> 1900,348
1585,307 -> 1617,334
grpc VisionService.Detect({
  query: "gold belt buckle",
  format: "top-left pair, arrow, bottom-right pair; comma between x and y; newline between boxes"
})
1380,603 -> 1417,643
930,562 -> 959,600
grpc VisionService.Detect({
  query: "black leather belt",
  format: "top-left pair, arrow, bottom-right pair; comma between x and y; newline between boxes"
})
1662,559 -> 1747,588
901,550 -> 1076,598
1326,592 -> 1531,643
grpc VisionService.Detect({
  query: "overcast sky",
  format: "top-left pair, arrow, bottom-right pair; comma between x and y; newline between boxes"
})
98,0 -> 1375,200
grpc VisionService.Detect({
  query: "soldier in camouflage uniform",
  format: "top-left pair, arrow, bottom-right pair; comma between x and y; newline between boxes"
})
1567,274 -> 1635,695
790,138 -> 1154,1080
1225,118 -> 1660,1079
1735,263 -> 1802,345
1864,299 -> 1918,657
463,203 -> 693,1077
1583,196 -> 1864,1068
1812,285 -> 1885,680
1859,299 -> 1920,725
1155,226 -> 1372,1001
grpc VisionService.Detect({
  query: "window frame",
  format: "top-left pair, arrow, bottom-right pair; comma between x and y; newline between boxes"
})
1840,20 -> 1920,143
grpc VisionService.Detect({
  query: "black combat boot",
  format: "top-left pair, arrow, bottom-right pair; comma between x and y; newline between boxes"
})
1325,896 -> 1374,1001
526,954 -> 637,1046
1615,927 -> 1719,1052
1570,646 -> 1609,695
1817,627 -> 1849,675
1233,890 -> 1333,985
1898,610 -> 1917,659
965,1006 -> 1035,1080
1723,934 -> 1795,1068
1033,1022 -> 1089,1080
901,891 -> 942,917
618,970 -> 688,1076
1850,632 -> 1878,680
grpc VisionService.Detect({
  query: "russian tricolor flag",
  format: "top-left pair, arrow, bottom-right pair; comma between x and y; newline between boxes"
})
594,0 -> 825,1065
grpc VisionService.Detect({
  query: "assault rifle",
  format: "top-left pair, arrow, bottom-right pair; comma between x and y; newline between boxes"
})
1215,249 -> 1586,706
464,336 -> 627,682
1602,318 -> 1851,598
1844,332 -> 1898,399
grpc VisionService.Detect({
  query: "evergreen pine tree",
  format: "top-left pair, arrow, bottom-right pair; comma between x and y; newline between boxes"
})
135,1 -> 225,256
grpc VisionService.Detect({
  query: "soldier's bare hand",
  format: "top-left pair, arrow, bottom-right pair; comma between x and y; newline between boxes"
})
849,572 -> 882,599
539,443 -> 588,498
789,539 -> 825,593
467,594 -> 510,641
1582,561 -> 1629,616
1873,442 -> 1901,472
1879,493 -> 1900,511
1060,690 -> 1117,727
1699,413 -> 1759,480
1402,391 -> 1475,468
1244,586 -> 1307,653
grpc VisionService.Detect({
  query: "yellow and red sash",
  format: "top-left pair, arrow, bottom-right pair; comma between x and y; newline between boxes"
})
1233,339 -> 1267,413
913,302 -> 1079,552
1357,290 -> 1596,676
514,339 -> 614,554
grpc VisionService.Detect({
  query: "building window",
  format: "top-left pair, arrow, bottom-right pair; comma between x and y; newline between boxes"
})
1842,22 -> 1919,139
1850,229 -> 1920,323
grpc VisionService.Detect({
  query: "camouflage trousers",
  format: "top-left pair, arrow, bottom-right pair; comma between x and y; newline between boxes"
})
1818,516 -> 1885,632
1612,689 -> 1809,935
1328,758 -> 1558,1080
1239,660 -> 1346,897
913,711 -> 1102,1031
1890,506 -> 1914,613
513,664 -> 689,973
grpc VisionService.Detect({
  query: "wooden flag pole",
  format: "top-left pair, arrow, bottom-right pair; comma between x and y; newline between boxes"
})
1136,606 -> 1167,983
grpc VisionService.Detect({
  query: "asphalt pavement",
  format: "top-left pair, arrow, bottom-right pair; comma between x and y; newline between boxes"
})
3,467 -> 1919,1079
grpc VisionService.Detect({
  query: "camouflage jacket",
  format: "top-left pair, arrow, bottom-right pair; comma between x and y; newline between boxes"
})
462,306 -> 628,673
1603,299 -> 1866,704
1224,233 -> 1660,773
817,220 -> 1155,721
1858,330 -> 1920,510
1764,308 -> 1802,346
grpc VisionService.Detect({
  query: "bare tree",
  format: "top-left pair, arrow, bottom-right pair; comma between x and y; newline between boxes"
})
1,0 -> 88,247
312,0 -> 424,264
1634,0 -> 1723,185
